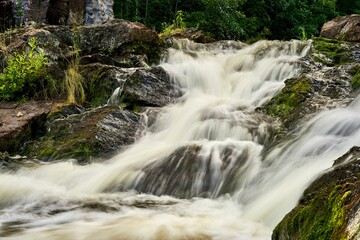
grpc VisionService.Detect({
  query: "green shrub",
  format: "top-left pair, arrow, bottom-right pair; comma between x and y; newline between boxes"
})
351,68 -> 360,90
160,10 -> 187,37
0,37 -> 54,101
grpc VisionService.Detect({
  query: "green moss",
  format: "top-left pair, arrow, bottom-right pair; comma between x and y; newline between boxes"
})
273,185 -> 350,240
264,77 -> 312,121
26,107 -> 119,162
351,69 -> 360,90
312,37 -> 353,66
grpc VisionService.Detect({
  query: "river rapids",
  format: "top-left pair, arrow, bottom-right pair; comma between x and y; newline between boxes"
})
1,39 -> 360,239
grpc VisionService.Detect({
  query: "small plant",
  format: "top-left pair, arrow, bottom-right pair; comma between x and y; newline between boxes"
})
0,37 -> 54,101
64,31 -> 85,105
298,26 -> 308,40
159,11 -> 187,37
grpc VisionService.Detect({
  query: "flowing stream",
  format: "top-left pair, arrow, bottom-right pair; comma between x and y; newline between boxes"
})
1,39 -> 360,239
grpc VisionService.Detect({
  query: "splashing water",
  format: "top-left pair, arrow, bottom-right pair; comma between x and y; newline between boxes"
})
1,39 -> 359,239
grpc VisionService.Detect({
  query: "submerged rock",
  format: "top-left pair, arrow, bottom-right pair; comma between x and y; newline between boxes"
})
273,146 -> 360,240
25,106 -> 142,163
321,15 -> 360,42
136,141 -> 262,199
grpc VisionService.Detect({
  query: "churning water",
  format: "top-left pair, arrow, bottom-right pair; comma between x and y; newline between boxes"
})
1,39 -> 360,239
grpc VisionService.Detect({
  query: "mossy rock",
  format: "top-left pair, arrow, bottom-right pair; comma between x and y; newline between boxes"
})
263,76 -> 313,127
25,106 -> 141,163
348,65 -> 360,90
312,37 -> 353,66
79,63 -> 127,107
273,147 -> 360,240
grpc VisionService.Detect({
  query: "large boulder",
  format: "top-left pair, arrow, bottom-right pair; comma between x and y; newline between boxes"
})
78,19 -> 165,63
273,146 -> 360,240
320,15 -> 360,42
25,106 -> 142,163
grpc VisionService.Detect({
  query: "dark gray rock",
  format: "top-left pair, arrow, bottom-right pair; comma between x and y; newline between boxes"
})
120,67 -> 181,108
135,142 -> 257,199
78,19 -> 165,63
25,106 -> 142,163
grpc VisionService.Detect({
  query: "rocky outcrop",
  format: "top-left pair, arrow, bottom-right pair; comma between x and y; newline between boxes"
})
25,105 -> 143,163
262,38 -> 359,130
320,15 -> 360,42
273,146 -> 360,240
78,19 -> 164,63
0,21 -> 171,162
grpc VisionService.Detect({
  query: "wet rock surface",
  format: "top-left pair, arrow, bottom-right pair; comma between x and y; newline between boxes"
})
262,38 -> 360,130
120,67 -> 181,108
25,106 -> 143,163
136,143 -> 252,199
273,146 -> 360,240
0,21 -> 173,163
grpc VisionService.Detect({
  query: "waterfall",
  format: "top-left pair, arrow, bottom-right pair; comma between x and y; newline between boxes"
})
1,39 -> 359,239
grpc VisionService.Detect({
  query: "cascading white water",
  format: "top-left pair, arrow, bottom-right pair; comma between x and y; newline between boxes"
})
0,39 -> 359,239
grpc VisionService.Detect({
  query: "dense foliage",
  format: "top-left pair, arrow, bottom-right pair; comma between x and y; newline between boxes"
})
113,0 -> 360,41
0,38 -> 54,101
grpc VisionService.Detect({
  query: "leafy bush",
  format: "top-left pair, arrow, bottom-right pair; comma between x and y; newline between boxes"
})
160,10 -> 187,37
0,37 -> 54,101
